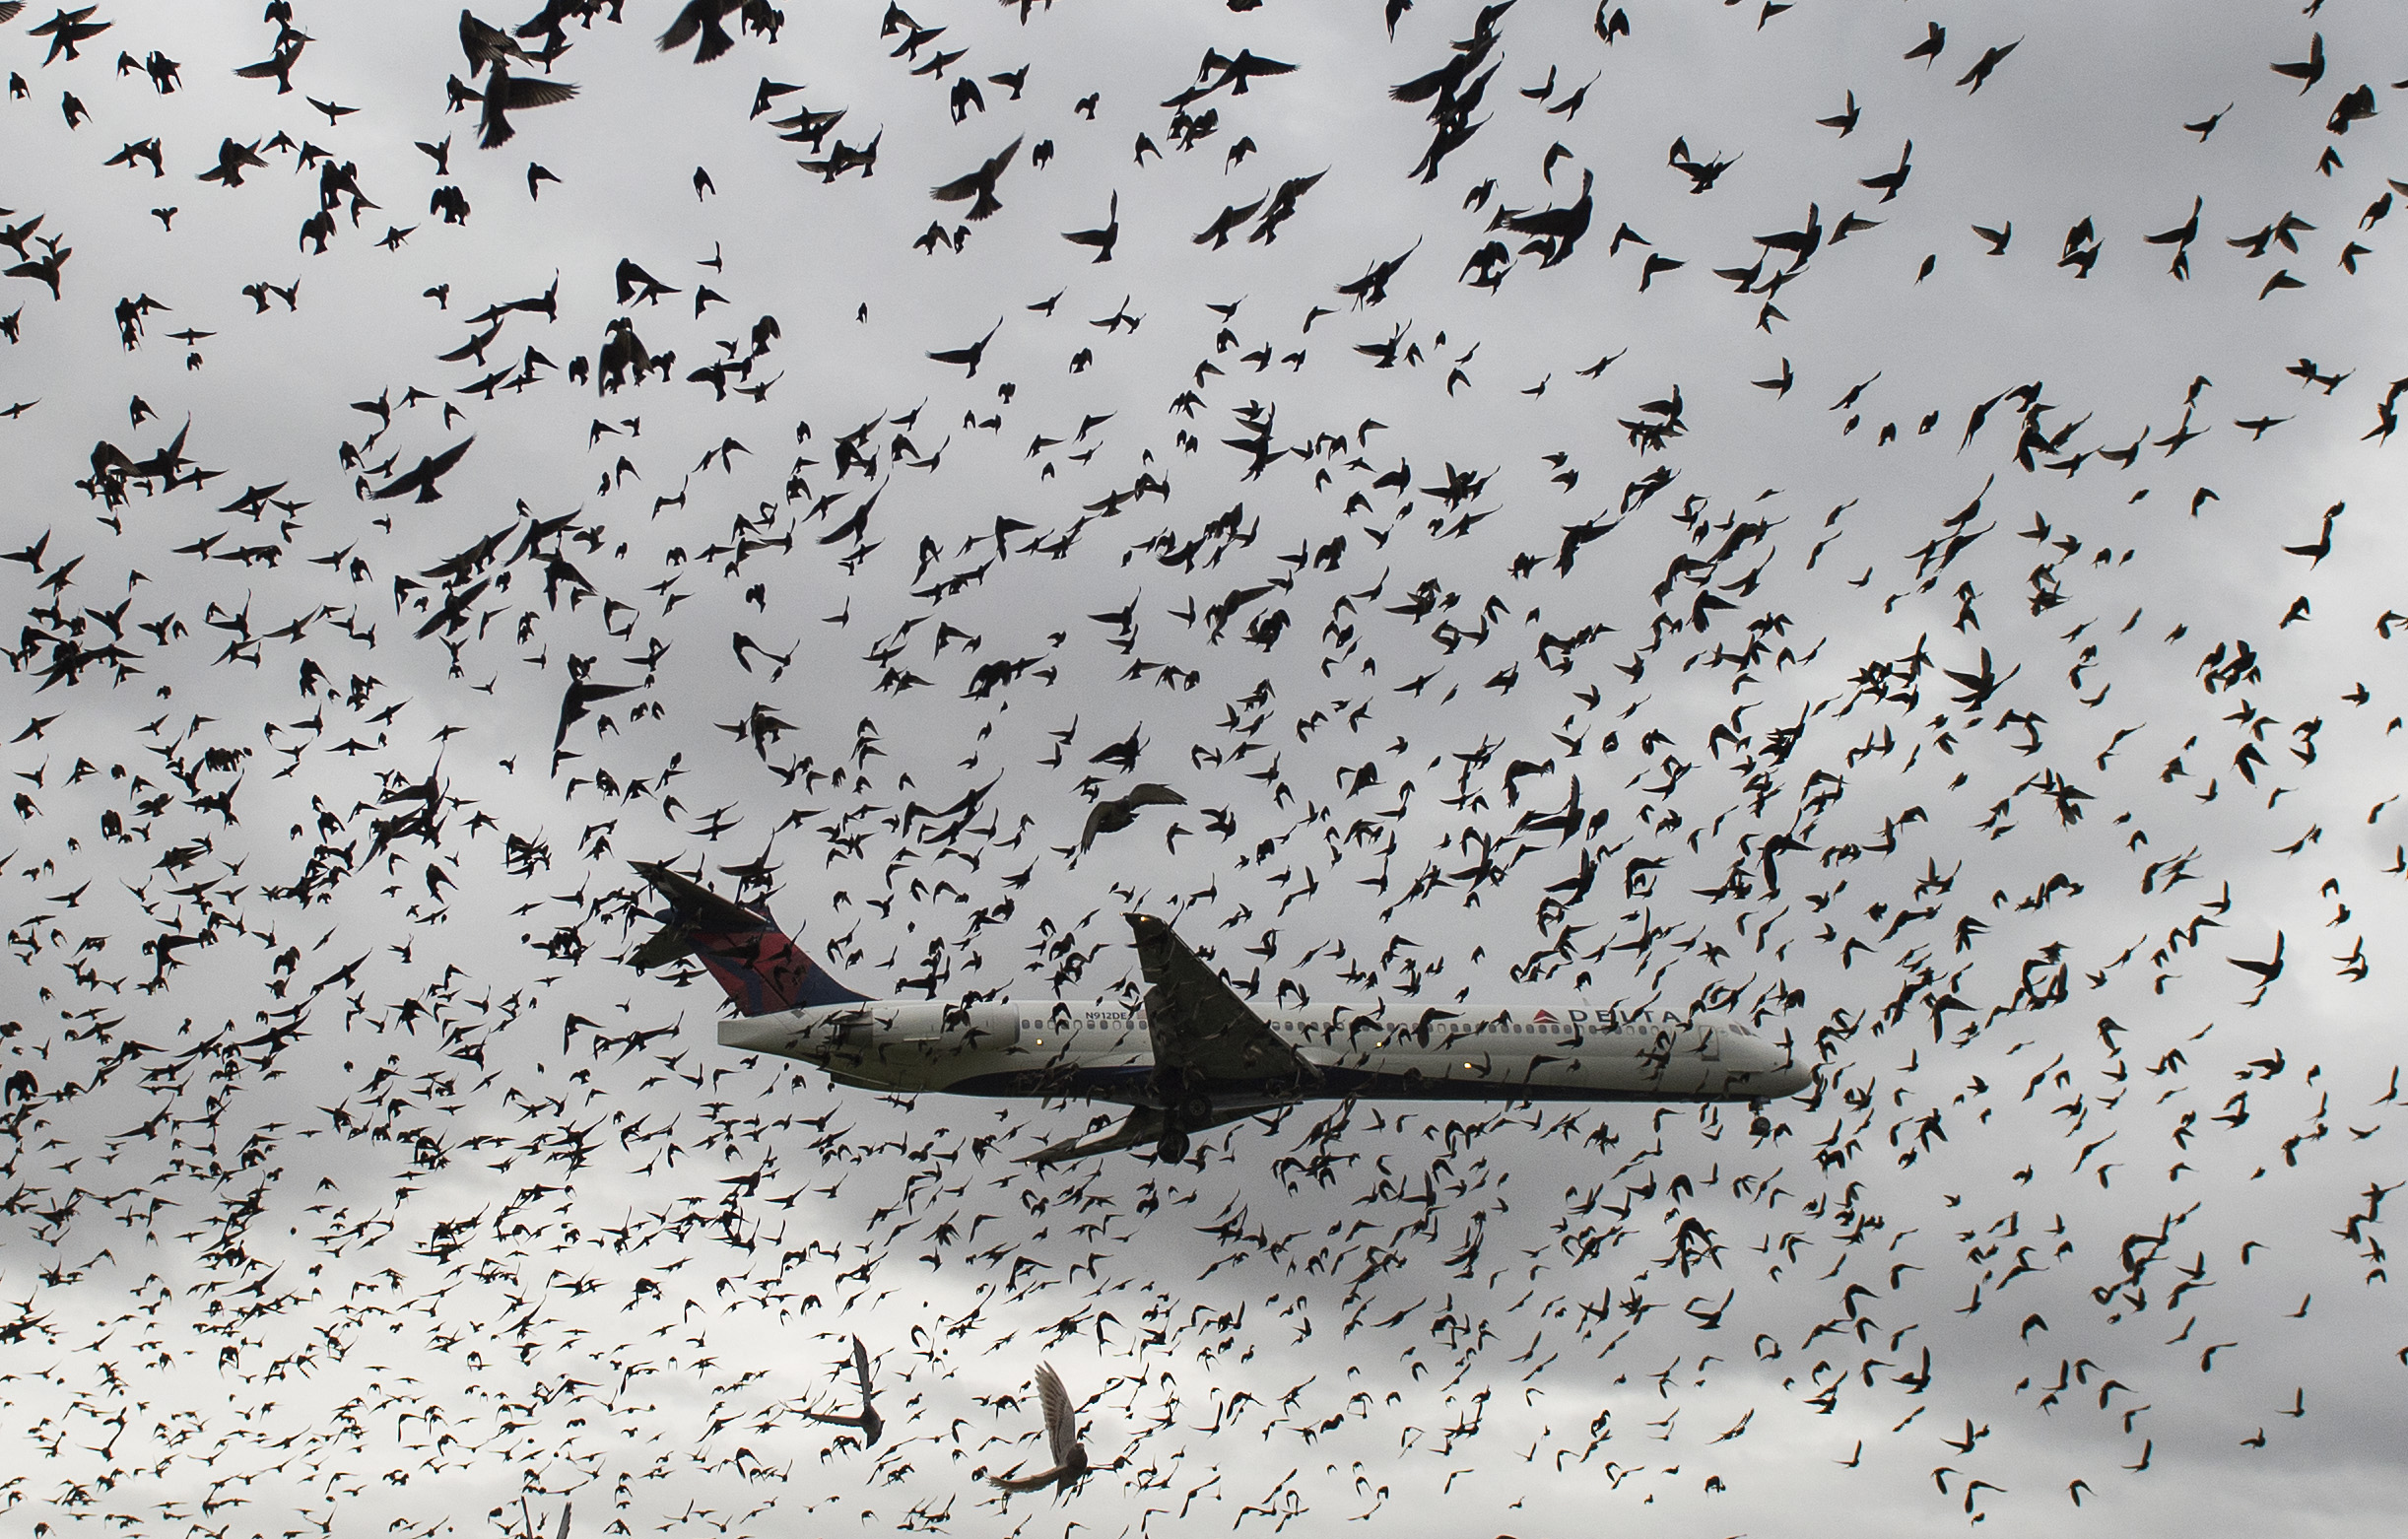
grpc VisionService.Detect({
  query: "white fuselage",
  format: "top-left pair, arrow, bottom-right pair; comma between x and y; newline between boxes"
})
718,997 -> 1811,1109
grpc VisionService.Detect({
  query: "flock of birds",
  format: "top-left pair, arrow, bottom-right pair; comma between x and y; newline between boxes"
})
1,2 -> 2404,1535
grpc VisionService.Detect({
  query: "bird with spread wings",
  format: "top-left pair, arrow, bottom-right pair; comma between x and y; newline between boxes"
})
802,1335 -> 884,1446
1080,782 -> 1185,851
987,1363 -> 1089,1494
370,436 -> 476,502
931,136 -> 1023,222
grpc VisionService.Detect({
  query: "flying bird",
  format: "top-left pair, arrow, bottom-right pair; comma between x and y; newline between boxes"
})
930,136 -> 1022,221
470,59 -> 577,149
987,1363 -> 1090,1494
657,0 -> 742,63
802,1336 -> 884,1445
458,9 -> 532,74
1956,38 -> 2019,93
927,319 -> 1003,377
1080,783 -> 1186,851
2269,32 -> 2323,93
30,5 -> 111,65
369,436 -> 475,502
1062,192 -> 1120,262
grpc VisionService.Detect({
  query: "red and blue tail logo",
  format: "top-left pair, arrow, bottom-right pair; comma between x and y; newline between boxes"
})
629,861 -> 869,1015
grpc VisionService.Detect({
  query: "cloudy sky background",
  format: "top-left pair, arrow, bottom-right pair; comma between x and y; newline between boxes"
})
3,1 -> 2406,1534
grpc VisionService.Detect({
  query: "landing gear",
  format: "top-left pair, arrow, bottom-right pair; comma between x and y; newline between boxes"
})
1146,1075 -> 1209,1164
1751,1114 -> 1773,1139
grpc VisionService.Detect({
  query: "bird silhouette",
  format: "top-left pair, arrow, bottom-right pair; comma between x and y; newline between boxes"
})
1062,192 -> 1120,262
930,136 -> 1023,222
927,319 -> 1002,377
470,59 -> 576,149
1081,783 -> 1186,851
369,436 -> 475,502
987,1363 -> 1089,1493
802,1335 -> 884,1445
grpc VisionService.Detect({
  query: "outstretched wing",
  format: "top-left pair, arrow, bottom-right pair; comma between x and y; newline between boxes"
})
424,435 -> 478,477
931,138 -> 1018,202
1035,1363 -> 1078,1467
1124,913 -> 1316,1086
501,76 -> 578,110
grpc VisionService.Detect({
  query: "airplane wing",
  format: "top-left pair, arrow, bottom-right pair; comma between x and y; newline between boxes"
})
1124,912 -> 1319,1090
1018,1102 -> 1268,1167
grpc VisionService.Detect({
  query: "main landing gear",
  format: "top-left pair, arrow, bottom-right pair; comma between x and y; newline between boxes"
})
1154,1094 -> 1213,1163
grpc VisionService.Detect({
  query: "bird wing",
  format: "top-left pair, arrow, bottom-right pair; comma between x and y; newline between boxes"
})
1124,912 -> 1316,1087
366,462 -> 430,501
501,75 -> 578,109
555,679 -> 635,748
1035,1364 -> 1079,1467
851,1336 -> 874,1398
1126,783 -> 1187,807
423,435 -> 477,478
656,0 -> 709,48
928,167 -> 986,201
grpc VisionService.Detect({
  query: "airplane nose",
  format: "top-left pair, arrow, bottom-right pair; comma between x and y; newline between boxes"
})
1728,1035 -> 1811,1098
1755,1057 -> 1813,1098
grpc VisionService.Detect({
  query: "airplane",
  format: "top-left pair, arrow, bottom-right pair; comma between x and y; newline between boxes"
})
627,861 -> 1814,1166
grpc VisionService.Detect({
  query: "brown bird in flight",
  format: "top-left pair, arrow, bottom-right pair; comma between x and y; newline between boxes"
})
987,1363 -> 1089,1493
1081,782 -> 1185,851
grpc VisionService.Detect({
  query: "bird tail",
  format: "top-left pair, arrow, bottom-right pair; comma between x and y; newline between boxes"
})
628,862 -> 868,1014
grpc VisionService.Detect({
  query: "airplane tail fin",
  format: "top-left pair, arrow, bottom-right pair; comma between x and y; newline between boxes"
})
628,861 -> 868,1015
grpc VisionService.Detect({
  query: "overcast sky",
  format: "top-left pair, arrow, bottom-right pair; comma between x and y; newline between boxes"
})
3,1 -> 2406,1535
